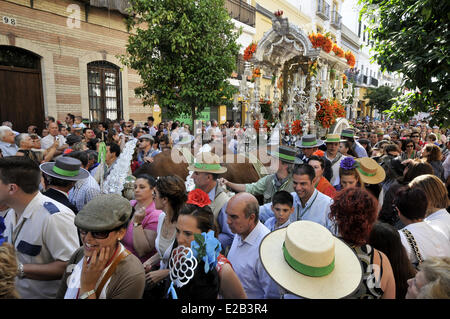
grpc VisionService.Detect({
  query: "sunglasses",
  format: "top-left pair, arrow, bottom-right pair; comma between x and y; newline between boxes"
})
411,135 -> 419,138
406,144 -> 414,148
79,226 -> 121,239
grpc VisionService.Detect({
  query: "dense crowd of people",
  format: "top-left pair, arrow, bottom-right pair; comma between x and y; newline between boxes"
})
0,114 -> 449,300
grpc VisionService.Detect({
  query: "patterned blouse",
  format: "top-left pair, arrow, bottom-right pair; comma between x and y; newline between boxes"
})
348,244 -> 385,299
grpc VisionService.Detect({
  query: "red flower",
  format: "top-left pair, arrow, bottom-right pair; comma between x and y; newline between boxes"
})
187,189 -> 211,207
244,43 -> 257,61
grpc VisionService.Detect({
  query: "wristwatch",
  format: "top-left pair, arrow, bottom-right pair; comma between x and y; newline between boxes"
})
79,289 -> 96,299
133,222 -> 142,227
17,263 -> 25,278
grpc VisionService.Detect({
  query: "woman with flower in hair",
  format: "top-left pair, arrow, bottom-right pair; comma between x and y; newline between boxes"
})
171,189 -> 247,299
337,157 -> 364,191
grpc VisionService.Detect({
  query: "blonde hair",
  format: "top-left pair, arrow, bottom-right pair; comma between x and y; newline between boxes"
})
0,243 -> 20,299
409,174 -> 449,214
417,257 -> 450,299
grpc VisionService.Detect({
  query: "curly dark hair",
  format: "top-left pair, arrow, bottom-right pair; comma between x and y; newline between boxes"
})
329,187 -> 378,246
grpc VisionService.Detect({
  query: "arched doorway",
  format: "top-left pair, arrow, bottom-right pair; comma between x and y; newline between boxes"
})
0,45 -> 45,134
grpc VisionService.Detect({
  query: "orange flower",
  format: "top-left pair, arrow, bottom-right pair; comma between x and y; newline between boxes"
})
316,98 -> 346,128
332,44 -> 345,57
244,42 -> 257,61
345,51 -> 356,68
322,37 -> 333,53
252,67 -> 261,79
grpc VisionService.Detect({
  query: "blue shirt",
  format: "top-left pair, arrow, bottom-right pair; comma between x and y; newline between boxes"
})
207,187 -> 234,251
259,189 -> 336,235
264,217 -> 291,232
0,141 -> 18,157
68,175 -> 101,211
227,221 -> 280,299
353,141 -> 368,158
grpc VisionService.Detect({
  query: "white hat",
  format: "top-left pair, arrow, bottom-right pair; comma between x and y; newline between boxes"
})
259,221 -> 363,299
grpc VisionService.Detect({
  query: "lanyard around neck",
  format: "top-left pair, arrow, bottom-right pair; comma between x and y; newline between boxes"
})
296,191 -> 319,221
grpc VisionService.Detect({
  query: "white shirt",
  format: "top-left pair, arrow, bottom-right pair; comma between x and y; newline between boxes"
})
399,222 -> 450,265
227,221 -> 280,299
324,152 -> 348,187
259,189 -> 336,235
443,155 -> 450,180
424,209 -> 450,241
4,192 -> 79,299
40,134 -> 66,150
155,212 -> 175,270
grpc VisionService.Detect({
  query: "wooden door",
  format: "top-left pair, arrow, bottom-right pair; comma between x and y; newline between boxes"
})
0,46 -> 44,134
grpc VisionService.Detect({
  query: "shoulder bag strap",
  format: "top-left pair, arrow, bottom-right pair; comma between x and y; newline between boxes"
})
95,249 -> 131,297
401,229 -> 424,264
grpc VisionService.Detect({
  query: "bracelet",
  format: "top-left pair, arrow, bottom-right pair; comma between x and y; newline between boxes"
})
17,263 -> 25,279
79,289 -> 96,299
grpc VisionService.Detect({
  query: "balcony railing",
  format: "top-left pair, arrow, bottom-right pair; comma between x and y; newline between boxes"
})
317,0 -> 330,20
225,0 -> 255,27
330,11 -> 342,29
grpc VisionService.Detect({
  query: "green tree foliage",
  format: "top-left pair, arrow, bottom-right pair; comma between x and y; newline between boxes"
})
364,85 -> 399,114
359,0 -> 449,127
121,0 -> 241,121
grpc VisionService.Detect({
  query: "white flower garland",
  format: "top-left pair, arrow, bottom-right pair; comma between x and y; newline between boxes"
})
102,138 -> 138,194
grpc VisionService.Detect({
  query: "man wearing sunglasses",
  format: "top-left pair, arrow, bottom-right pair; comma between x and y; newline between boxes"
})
119,121 -> 134,142
0,156 -> 79,299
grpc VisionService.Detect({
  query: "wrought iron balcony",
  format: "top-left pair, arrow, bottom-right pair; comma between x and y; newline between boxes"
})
317,0 -> 330,20
330,11 -> 342,29
225,0 -> 256,27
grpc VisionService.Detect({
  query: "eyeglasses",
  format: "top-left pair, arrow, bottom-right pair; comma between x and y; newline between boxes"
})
79,227 -> 120,239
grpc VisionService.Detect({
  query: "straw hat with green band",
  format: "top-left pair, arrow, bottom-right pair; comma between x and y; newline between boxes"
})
340,129 -> 355,139
324,134 -> 346,143
267,145 -> 303,164
187,152 -> 227,174
354,157 -> 386,184
295,134 -> 324,148
40,156 -> 89,181
259,221 -> 363,299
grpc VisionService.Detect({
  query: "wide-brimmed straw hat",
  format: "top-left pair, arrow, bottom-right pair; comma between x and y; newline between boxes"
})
340,129 -> 355,139
295,134 -> 324,148
259,221 -> 363,299
324,134 -> 346,144
187,152 -> 227,174
40,156 -> 89,181
267,145 -> 303,164
355,157 -> 386,184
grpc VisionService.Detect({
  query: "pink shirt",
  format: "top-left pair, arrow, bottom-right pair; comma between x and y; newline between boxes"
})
122,200 -> 162,263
